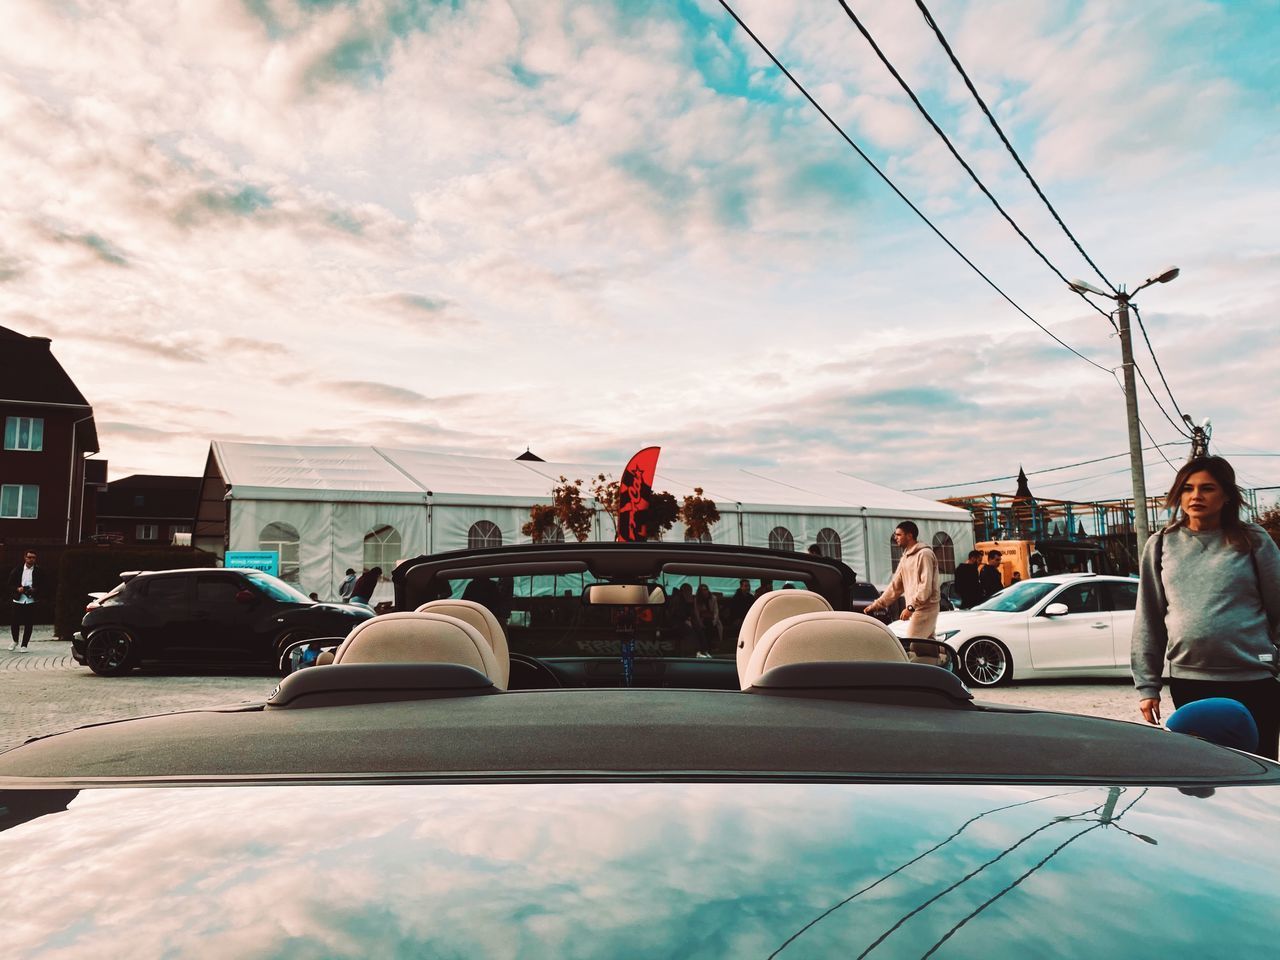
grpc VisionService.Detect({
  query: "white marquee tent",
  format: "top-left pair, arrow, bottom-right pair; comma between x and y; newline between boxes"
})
199,441 -> 974,603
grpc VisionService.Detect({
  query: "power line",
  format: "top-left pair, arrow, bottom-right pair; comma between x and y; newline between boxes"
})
1129,302 -> 1191,424
832,0 -> 1114,325
911,0 -> 1118,296
715,0 -> 1114,376
1117,361 -> 1193,438
902,442 -> 1185,491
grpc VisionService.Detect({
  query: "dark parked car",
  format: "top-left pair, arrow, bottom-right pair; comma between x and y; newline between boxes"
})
3,541 -> 1277,957
72,567 -> 375,676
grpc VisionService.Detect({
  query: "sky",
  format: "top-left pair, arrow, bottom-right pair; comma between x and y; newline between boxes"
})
2,0 -> 1277,506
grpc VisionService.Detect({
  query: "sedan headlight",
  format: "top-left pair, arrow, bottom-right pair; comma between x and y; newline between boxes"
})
936,629 -> 961,643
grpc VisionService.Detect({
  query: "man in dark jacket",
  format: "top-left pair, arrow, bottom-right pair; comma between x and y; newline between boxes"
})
8,549 -> 47,651
978,549 -> 1005,600
953,550 -> 984,608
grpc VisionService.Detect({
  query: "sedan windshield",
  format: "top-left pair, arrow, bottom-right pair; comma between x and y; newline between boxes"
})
970,579 -> 1059,613
246,573 -> 313,604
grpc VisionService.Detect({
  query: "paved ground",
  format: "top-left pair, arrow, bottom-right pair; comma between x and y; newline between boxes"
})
0,626 -> 1163,755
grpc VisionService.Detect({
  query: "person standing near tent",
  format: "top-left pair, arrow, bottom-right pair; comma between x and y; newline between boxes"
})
978,549 -> 1004,600
863,521 -> 940,639
349,567 -> 382,606
338,568 -> 357,602
953,550 -> 984,608
1132,455 -> 1280,759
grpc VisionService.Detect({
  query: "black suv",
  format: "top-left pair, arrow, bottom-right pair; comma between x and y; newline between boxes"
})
74,568 -> 375,676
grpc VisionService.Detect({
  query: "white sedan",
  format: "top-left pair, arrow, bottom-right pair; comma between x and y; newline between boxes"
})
889,574 -> 1139,687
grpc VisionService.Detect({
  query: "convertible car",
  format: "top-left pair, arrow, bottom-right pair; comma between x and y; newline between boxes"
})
1,542 -> 1277,958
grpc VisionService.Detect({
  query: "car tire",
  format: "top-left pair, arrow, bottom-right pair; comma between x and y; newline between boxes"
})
960,637 -> 1012,687
85,628 -> 136,677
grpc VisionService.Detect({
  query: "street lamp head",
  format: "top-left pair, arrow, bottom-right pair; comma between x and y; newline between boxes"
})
1068,278 -> 1111,298
1147,266 -> 1180,285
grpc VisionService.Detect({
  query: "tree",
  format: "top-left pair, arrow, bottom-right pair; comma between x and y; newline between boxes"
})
680,487 -> 720,541
1258,502 -> 1280,549
521,477 -> 595,543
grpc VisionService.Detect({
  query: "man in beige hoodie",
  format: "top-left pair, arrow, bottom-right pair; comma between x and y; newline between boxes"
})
863,521 -> 941,639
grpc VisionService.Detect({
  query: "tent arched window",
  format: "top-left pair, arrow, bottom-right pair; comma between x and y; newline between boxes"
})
259,521 -> 300,584
815,527 -> 842,560
364,524 -> 402,572
890,536 -> 903,573
542,522 -> 565,543
932,531 -> 956,575
768,526 -> 794,552
684,529 -> 712,543
468,520 -> 503,550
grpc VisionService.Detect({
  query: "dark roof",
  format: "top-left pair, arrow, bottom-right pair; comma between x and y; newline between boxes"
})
0,683 -> 1272,784
96,474 -> 201,520
515,448 -> 545,461
0,325 -> 91,407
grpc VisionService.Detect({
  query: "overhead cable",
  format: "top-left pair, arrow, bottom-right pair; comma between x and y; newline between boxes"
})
832,0 -> 1114,325
1129,302 -> 1191,425
911,0 -> 1119,296
902,442 -> 1186,491
716,0 -> 1113,375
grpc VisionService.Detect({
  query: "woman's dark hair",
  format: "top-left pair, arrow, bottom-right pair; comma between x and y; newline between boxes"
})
1165,456 -> 1250,551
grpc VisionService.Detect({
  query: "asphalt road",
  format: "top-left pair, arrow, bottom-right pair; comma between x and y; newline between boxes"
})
0,628 -> 1159,755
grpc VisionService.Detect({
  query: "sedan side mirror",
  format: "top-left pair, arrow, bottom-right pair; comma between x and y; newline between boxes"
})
235,589 -> 257,604
1043,602 -> 1069,617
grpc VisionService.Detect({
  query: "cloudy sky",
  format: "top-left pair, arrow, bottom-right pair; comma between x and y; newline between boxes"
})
2,0 -> 1277,504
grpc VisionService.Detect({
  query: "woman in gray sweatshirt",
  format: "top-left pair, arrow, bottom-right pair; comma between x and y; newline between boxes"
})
1131,456 -> 1280,758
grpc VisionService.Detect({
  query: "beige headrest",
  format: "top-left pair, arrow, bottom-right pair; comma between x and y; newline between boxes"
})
416,598 -> 510,689
332,612 -> 504,689
736,590 -> 833,680
740,611 -> 907,690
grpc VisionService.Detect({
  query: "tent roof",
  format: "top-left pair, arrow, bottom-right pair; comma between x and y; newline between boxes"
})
209,441 -> 970,520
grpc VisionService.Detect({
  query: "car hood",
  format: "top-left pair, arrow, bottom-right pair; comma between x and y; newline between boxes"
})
890,609 -> 1017,639
2,781 -> 1277,958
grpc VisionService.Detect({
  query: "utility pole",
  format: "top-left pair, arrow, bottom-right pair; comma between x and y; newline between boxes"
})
1115,292 -> 1150,548
1069,267 -> 1180,557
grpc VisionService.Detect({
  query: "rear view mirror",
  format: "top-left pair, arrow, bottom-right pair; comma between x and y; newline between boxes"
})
583,583 -> 666,606
280,638 -> 343,674
901,639 -> 957,674
235,589 -> 256,604
1044,603 -> 1069,617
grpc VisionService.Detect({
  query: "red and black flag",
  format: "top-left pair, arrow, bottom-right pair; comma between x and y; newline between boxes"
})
615,446 -> 660,542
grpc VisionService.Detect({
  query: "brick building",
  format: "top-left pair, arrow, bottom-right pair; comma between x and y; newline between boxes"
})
1,325 -> 104,612
95,474 -> 201,546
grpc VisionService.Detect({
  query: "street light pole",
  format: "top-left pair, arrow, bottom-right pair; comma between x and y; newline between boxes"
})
1114,291 -> 1151,548
1069,266 -> 1180,559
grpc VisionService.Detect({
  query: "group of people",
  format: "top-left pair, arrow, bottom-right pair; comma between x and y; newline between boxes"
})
337,567 -> 382,606
952,549 -> 1008,609
848,457 -> 1280,761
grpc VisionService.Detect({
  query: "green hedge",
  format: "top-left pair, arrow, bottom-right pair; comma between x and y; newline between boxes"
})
53,545 -> 218,640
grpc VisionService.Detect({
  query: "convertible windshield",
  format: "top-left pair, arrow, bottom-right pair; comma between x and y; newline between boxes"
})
971,580 -> 1059,613
246,573 -> 313,604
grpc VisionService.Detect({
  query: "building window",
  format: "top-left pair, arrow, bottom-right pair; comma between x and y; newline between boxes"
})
768,526 -> 794,552
815,527 -> 842,560
136,524 -> 159,541
259,521 -> 301,583
0,484 -> 39,519
932,532 -> 956,575
1,488 -> 38,519
467,520 -> 502,549
363,524 -> 402,571
170,524 -> 192,536
133,495 -> 145,507
3,417 -> 43,451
